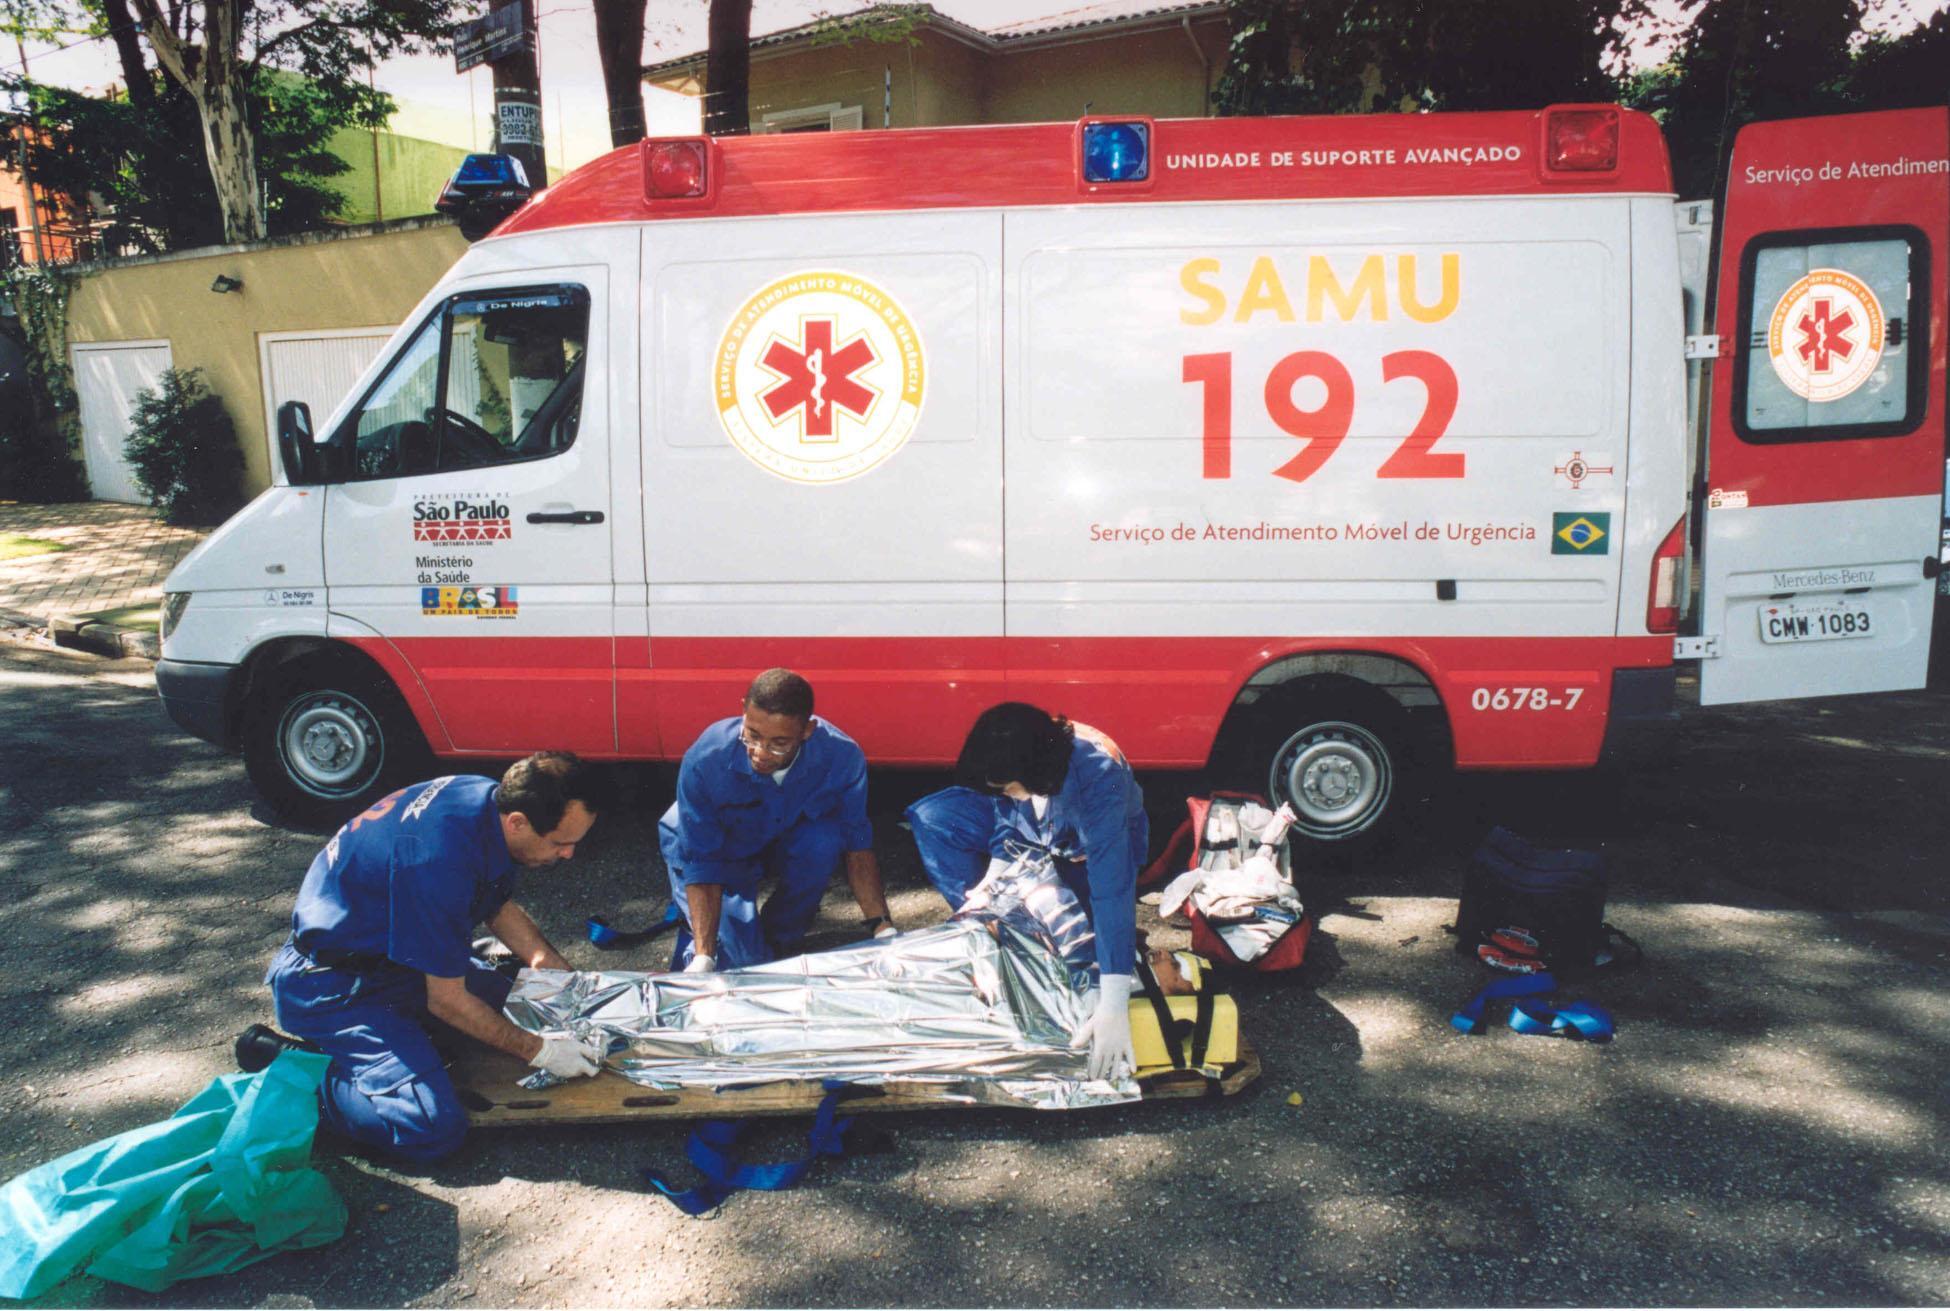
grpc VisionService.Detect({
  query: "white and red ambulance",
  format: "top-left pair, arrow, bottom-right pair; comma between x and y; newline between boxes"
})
155,104 -> 1947,834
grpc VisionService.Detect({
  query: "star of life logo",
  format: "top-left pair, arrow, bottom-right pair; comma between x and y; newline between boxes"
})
714,271 -> 926,484
1766,269 -> 1885,403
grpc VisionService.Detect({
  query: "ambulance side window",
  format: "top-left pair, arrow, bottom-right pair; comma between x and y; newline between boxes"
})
350,317 -> 441,478
1734,226 -> 1928,443
339,284 -> 589,480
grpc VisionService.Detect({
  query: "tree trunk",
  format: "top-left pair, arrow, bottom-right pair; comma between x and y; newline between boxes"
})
593,0 -> 647,147
703,0 -> 751,136
100,0 -> 157,116
196,61 -> 264,242
131,0 -> 265,244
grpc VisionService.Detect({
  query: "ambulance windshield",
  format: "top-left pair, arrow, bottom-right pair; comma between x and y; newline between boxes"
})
345,285 -> 589,479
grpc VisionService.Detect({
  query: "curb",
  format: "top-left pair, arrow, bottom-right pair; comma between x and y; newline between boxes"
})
0,607 -> 160,660
50,615 -> 160,661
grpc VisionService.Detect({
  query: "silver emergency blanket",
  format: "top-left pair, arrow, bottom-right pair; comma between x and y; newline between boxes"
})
504,856 -> 1141,1110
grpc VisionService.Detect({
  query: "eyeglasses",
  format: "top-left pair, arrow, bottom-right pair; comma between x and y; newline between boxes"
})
740,728 -> 803,758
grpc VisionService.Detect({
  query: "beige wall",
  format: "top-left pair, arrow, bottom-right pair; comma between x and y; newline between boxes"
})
910,31 -> 984,127
65,220 -> 467,495
744,45 -> 891,129
657,17 -> 1227,132
984,25 -> 1226,123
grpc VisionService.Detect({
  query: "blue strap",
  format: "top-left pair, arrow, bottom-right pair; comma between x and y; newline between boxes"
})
1509,999 -> 1615,1041
643,1085 -> 855,1217
588,901 -> 682,950
1451,973 -> 1557,1034
1452,975 -> 1615,1042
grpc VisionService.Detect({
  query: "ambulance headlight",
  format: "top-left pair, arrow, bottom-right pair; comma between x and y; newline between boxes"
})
1082,121 -> 1149,183
161,591 -> 189,642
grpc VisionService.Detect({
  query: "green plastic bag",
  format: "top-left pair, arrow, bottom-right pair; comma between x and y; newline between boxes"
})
0,1050 -> 346,1298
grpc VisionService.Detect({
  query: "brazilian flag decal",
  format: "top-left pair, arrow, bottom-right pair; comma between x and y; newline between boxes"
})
1552,512 -> 1610,555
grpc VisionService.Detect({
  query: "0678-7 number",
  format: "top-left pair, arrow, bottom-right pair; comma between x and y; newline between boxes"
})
1469,686 -> 1585,712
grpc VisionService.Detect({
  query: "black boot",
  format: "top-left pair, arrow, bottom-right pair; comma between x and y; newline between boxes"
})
234,1023 -> 320,1073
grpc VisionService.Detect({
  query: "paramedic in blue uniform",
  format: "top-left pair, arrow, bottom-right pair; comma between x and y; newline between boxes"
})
265,752 -> 612,1163
660,668 -> 896,972
905,702 -> 1147,1079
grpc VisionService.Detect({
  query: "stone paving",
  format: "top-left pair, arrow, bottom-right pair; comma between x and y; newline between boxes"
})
0,501 -> 206,623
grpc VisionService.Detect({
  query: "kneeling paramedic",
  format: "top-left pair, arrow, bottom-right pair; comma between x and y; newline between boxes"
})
660,668 -> 895,972
265,752 -> 612,1163
906,703 -> 1148,1080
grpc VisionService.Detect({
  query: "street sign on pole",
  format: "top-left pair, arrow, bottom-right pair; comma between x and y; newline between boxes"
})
454,0 -> 531,74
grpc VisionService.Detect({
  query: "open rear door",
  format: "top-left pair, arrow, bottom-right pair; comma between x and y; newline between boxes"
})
1697,109 -> 1948,706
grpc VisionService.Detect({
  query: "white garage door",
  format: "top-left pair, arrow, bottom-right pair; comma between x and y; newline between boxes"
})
73,341 -> 172,505
259,328 -> 395,484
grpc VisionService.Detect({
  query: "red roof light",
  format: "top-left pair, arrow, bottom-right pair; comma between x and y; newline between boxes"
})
645,139 -> 709,199
1546,108 -> 1620,172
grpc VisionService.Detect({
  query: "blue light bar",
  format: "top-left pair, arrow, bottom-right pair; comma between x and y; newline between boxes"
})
436,152 -> 536,241
1083,122 -> 1149,183
451,152 -> 530,191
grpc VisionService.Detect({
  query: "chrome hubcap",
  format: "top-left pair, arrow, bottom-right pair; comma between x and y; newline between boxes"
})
280,693 -> 381,796
1270,721 -> 1392,838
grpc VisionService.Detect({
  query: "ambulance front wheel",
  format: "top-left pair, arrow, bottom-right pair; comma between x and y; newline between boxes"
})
1254,690 -> 1409,848
244,654 -> 424,829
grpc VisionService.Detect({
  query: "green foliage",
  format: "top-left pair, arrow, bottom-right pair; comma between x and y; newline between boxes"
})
0,267 -> 89,503
4,0 -> 458,246
1847,11 -> 1950,108
0,69 -> 380,253
122,368 -> 244,525
1213,0 -> 1632,118
246,0 -> 465,93
802,1 -> 930,50
1621,3 -> 1950,199
1214,2 -> 1949,204
1624,0 -> 1864,199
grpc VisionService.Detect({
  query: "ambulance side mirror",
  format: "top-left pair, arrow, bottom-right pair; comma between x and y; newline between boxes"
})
277,400 -> 319,485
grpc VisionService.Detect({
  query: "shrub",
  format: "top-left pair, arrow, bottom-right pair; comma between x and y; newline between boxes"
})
0,405 -> 89,503
0,314 -> 88,503
123,368 -> 245,525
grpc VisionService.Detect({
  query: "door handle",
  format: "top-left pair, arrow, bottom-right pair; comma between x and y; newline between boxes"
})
526,510 -> 605,525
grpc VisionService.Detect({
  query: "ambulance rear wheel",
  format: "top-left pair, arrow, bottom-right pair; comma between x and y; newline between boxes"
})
1253,688 -> 1409,850
244,654 -> 423,829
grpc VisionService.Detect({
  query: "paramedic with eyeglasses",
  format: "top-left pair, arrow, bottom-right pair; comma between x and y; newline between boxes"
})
260,752 -> 612,1163
905,702 -> 1148,1079
659,667 -> 896,971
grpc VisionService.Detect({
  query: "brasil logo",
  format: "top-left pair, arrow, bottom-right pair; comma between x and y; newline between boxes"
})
1551,512 -> 1610,555
714,270 -> 926,484
1767,268 -> 1884,404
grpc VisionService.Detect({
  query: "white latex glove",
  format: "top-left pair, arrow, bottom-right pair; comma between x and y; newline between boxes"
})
529,1033 -> 602,1080
1071,973 -> 1137,1080
683,952 -> 716,973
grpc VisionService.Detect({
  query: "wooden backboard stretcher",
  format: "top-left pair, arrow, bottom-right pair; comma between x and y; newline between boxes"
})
453,1039 -> 1261,1128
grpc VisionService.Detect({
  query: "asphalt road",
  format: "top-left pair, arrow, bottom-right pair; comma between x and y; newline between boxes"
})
1,627 -> 1946,1308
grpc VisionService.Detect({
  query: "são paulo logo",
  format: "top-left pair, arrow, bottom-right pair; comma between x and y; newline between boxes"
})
714,270 -> 926,484
1766,268 -> 1885,403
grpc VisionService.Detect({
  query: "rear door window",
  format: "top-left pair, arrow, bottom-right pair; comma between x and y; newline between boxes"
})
1735,227 -> 1928,442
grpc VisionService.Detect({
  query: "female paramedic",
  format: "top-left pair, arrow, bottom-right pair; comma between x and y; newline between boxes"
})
905,702 -> 1147,1080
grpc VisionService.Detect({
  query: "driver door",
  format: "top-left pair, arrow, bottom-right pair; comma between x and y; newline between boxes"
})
323,266 -> 615,754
